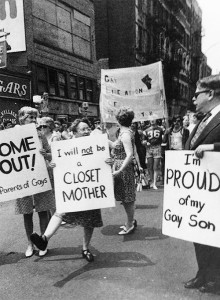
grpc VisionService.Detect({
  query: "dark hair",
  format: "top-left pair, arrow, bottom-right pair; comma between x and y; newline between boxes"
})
198,74 -> 220,96
70,118 -> 90,133
116,107 -> 134,127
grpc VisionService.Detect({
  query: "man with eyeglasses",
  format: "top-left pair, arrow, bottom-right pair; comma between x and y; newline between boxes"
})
184,74 -> 220,293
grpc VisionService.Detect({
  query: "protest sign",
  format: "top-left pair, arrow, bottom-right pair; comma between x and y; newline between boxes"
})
100,61 -> 168,123
0,123 -> 51,202
163,150 -> 220,248
51,133 -> 115,213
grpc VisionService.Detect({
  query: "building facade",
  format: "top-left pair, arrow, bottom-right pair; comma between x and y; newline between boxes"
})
0,0 -> 99,125
95,0 -> 211,118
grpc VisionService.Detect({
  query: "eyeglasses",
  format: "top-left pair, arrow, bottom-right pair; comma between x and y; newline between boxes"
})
94,121 -> 100,124
38,125 -> 48,129
194,90 -> 210,99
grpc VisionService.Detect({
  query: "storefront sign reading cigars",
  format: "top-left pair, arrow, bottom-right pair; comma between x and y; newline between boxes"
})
162,150 -> 220,248
51,134 -> 115,213
0,74 -> 31,100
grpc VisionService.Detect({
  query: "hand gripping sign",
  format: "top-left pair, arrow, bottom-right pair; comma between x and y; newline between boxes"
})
163,150 -> 220,248
0,123 -> 51,202
51,133 -> 115,213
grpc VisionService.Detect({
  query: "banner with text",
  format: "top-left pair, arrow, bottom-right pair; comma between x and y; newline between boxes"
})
51,134 -> 115,213
100,61 -> 168,123
163,151 -> 220,248
0,124 -> 51,202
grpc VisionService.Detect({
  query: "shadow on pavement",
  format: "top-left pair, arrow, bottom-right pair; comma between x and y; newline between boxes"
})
0,251 -> 25,265
49,248 -> 155,288
101,225 -> 169,242
135,204 -> 159,209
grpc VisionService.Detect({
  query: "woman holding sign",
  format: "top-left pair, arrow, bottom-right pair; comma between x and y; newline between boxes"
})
109,107 -> 137,235
30,118 -> 113,262
15,107 -> 55,258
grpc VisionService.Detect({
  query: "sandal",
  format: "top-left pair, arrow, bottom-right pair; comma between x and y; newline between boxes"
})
118,225 -> 135,235
120,219 -> 137,229
82,249 -> 94,262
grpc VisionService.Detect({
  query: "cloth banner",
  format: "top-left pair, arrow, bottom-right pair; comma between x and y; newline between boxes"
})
51,133 -> 115,213
163,150 -> 220,248
100,61 -> 168,123
0,124 -> 51,202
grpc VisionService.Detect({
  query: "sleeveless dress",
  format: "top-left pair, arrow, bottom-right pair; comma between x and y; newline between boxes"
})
113,129 -> 136,203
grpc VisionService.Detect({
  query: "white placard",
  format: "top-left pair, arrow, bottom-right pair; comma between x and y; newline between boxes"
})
51,133 -> 115,213
100,61 -> 168,123
163,150 -> 220,248
0,123 -> 51,202
0,0 -> 26,52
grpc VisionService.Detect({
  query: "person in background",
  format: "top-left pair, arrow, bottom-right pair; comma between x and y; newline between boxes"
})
54,120 -> 62,139
91,118 -> 103,135
109,107 -> 137,235
142,119 -> 163,190
38,117 -> 62,145
131,122 -> 146,170
15,107 -> 55,258
30,119 -> 113,262
162,116 -> 189,150
187,112 -> 200,134
182,115 -> 190,129
184,74 -> 220,293
61,123 -> 71,139
3,120 -> 14,129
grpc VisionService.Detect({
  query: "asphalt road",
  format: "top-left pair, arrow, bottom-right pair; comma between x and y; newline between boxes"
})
0,185 -> 218,300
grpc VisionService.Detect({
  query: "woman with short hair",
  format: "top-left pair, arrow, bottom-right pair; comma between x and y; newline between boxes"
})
15,107 -> 55,258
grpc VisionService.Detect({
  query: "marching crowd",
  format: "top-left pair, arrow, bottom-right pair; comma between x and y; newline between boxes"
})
1,73 -> 220,294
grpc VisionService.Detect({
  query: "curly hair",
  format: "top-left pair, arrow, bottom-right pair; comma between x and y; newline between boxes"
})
115,107 -> 134,127
70,118 -> 91,134
18,106 -> 38,125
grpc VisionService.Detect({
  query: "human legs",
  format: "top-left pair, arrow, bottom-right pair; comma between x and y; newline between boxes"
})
38,211 -> 49,235
23,213 -> 33,244
82,227 -> 95,262
23,213 -> 34,257
153,157 -> 161,189
30,212 -> 64,251
147,157 -> 154,183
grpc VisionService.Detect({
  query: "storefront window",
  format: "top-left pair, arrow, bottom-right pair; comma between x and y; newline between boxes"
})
37,66 -> 47,94
78,77 -> 85,100
49,69 -> 56,95
86,79 -> 93,102
58,72 -> 67,97
70,75 -> 78,99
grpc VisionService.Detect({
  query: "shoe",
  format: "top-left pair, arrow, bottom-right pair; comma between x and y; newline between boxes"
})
120,220 -> 137,229
25,244 -> 34,258
82,249 -> 94,262
61,221 -> 66,225
184,277 -> 205,289
30,233 -> 48,251
118,225 -> 135,235
150,183 -> 154,188
153,185 -> 158,190
199,281 -> 218,293
39,249 -> 48,257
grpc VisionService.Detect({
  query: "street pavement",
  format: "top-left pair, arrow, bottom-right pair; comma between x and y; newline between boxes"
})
0,184 -> 218,300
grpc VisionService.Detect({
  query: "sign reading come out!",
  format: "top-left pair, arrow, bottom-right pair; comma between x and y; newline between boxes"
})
163,151 -> 220,248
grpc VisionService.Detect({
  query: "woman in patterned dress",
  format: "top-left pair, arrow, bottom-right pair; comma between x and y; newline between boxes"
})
30,118 -> 112,262
15,107 -> 55,258
109,107 -> 137,235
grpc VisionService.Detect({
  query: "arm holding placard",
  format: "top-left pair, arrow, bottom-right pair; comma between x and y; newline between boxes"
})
194,143 -> 220,158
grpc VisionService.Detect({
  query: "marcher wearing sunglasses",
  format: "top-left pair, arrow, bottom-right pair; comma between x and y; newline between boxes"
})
194,90 -> 210,99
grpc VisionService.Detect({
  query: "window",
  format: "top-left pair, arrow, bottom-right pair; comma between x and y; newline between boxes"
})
78,77 -> 85,100
37,66 -> 47,94
48,69 -> 57,95
86,79 -> 93,102
58,72 -> 67,97
70,75 -> 78,99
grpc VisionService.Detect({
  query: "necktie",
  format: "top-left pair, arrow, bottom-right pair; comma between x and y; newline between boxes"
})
190,112 -> 211,148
